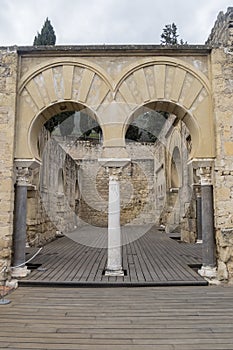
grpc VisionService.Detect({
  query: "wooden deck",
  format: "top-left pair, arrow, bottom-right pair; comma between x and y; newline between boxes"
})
21,226 -> 206,286
1,285 -> 233,349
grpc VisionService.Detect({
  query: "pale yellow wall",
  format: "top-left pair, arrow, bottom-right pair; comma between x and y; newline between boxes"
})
15,52 -> 215,162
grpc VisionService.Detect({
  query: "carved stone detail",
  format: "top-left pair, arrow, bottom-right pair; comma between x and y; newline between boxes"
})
15,167 -> 31,186
198,166 -> 212,186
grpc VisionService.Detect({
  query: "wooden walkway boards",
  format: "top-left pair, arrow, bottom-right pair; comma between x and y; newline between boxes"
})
1,285 -> 233,349
21,226 -> 206,286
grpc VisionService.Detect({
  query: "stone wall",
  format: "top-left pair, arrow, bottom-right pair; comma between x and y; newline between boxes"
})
0,48 -> 17,281
27,138 -> 156,242
211,45 -> 233,281
62,139 -> 155,227
153,116 -> 196,242
207,7 -> 233,281
27,135 -> 79,246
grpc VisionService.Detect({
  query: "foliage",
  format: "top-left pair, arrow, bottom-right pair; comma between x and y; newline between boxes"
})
33,18 -> 56,45
160,23 -> 187,46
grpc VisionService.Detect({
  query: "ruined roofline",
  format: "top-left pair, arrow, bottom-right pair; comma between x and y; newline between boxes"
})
206,7 -> 233,46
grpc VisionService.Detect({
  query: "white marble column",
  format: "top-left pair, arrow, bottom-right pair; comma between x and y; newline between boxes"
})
105,174 -> 124,276
98,158 -> 130,277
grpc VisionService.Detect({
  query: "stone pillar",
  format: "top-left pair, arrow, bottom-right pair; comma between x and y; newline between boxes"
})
198,166 -> 216,279
98,157 -> 130,276
11,167 -> 31,278
195,186 -> 202,243
105,173 -> 124,276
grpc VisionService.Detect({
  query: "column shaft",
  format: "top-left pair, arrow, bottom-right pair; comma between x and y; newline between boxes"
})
201,184 -> 216,267
11,167 -> 30,278
12,184 -> 27,268
106,176 -> 123,275
196,195 -> 202,242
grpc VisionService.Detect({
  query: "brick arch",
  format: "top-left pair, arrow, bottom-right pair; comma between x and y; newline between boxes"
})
16,59 -> 113,159
114,57 -> 215,160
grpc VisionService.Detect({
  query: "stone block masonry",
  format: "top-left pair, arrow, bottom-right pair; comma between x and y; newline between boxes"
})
209,8 -> 233,282
0,48 -> 17,282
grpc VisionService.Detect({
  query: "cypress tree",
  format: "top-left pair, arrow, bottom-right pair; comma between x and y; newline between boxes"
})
33,18 -> 56,45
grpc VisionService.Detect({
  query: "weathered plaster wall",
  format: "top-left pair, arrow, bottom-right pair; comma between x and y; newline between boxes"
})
0,48 -> 17,280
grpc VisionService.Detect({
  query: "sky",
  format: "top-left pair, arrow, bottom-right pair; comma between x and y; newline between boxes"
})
0,0 -> 232,46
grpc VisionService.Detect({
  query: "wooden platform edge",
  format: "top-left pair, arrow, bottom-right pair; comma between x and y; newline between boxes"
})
18,279 -> 208,288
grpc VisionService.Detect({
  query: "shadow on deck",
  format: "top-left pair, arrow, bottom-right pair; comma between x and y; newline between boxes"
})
20,226 -> 207,287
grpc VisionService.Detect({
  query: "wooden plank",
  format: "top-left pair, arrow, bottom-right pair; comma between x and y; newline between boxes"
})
2,286 -> 233,350
23,226 -> 206,285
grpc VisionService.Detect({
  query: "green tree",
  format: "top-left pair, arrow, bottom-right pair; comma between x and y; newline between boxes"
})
160,23 -> 187,46
33,18 -> 56,45
161,23 -> 179,45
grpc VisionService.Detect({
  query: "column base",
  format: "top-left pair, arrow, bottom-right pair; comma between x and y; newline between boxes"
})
196,239 -> 203,244
104,269 -> 124,277
11,266 -> 30,278
198,265 -> 217,279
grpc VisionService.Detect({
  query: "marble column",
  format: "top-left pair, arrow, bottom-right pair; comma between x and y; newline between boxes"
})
195,186 -> 202,243
11,167 -> 31,278
98,158 -> 130,277
105,173 -> 124,276
198,166 -> 216,279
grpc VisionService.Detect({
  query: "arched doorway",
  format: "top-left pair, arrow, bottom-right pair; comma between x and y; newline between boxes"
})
12,54 -> 216,280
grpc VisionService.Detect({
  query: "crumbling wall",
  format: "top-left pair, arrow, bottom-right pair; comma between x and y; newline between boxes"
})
206,7 -> 233,46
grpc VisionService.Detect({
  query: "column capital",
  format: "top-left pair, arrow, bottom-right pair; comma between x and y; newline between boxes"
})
15,167 -> 31,186
198,166 -> 213,186
106,167 -> 122,180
